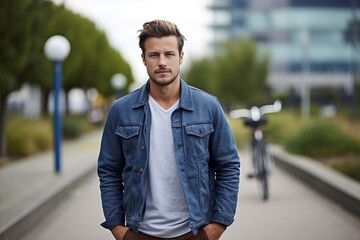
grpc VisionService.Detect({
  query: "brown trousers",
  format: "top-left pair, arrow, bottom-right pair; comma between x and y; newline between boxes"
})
123,228 -> 209,240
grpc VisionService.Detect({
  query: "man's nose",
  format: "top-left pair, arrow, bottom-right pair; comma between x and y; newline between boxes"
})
158,55 -> 167,67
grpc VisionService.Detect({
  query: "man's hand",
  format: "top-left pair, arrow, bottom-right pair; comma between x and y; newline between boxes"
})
203,223 -> 226,240
111,225 -> 130,240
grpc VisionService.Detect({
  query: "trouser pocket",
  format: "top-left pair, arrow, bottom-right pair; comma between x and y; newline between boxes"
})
122,228 -> 209,240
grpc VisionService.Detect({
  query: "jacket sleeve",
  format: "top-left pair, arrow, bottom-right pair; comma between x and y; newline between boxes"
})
209,99 -> 241,226
97,102 -> 126,229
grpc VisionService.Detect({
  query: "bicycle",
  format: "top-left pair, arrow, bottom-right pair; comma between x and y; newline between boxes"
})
230,100 -> 281,201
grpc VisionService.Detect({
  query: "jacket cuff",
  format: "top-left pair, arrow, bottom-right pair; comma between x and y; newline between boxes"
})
211,213 -> 234,227
100,217 -> 125,229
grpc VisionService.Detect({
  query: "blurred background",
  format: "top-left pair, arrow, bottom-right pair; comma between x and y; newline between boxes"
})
1,0 -> 359,180
0,0 -> 360,239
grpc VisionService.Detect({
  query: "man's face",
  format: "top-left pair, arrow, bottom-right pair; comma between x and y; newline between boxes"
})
142,36 -> 183,87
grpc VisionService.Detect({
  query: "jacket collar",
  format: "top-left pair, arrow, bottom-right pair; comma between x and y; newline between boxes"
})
132,79 -> 194,111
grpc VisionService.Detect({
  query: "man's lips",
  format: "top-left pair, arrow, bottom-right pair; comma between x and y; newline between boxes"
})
155,70 -> 170,74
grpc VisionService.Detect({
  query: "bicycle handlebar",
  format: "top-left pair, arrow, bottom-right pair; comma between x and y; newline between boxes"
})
229,100 -> 282,121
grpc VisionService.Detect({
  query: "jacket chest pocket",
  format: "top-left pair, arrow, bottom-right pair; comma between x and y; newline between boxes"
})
116,125 -> 141,158
185,123 -> 214,158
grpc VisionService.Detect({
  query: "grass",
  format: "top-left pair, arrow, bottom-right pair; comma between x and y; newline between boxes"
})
227,117 -> 251,148
4,114 -> 101,161
6,117 -> 53,158
284,120 -> 360,158
4,112 -> 360,182
228,111 -> 360,182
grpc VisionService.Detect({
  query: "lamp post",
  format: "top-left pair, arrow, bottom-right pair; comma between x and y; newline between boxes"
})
44,35 -> 71,173
300,28 -> 310,119
350,0 -> 359,120
111,73 -> 127,99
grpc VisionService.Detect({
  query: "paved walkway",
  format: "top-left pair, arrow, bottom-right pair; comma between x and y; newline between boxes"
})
0,130 -> 102,239
223,149 -> 360,240
4,139 -> 359,240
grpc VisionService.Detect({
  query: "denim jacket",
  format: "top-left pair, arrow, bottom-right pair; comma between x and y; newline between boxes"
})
98,80 -> 240,234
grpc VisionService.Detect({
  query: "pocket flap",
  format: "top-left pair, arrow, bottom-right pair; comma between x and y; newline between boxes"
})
185,123 -> 214,137
116,125 -> 140,139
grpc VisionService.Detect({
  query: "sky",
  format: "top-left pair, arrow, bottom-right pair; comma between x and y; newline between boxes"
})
57,0 -> 213,84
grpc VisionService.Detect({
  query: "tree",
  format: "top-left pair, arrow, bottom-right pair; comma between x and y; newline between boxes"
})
185,39 -> 269,108
184,57 -> 217,94
344,17 -> 360,119
0,0 -> 53,156
0,0 -> 135,156
45,5 -> 134,111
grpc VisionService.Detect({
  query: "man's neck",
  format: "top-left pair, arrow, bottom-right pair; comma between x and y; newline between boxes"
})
149,79 -> 180,110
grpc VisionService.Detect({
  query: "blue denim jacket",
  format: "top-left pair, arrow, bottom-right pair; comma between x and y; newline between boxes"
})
98,80 -> 240,234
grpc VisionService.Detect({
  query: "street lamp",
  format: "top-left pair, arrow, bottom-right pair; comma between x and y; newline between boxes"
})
300,28 -> 310,119
111,73 -> 127,99
350,0 -> 359,120
44,35 -> 71,173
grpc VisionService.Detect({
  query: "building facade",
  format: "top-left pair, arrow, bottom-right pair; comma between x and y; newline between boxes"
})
209,0 -> 358,100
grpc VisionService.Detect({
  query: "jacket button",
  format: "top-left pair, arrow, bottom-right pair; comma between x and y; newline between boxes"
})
138,168 -> 144,173
140,145 -> 145,150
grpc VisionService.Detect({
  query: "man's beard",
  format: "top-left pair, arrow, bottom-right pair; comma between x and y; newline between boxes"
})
148,71 -> 179,87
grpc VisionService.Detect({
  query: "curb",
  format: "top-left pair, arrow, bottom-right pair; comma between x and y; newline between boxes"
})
0,162 -> 97,240
269,144 -> 360,218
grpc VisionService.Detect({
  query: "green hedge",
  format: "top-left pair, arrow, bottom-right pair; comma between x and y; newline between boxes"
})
228,111 -> 360,182
227,117 -> 251,148
331,158 -> 360,182
6,118 -> 53,157
5,115 -> 99,159
263,113 -> 305,144
284,120 -> 360,158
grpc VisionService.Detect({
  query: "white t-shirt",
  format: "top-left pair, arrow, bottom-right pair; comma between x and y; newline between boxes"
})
138,96 -> 190,238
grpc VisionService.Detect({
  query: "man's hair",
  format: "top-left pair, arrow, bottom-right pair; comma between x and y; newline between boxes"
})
138,19 -> 186,54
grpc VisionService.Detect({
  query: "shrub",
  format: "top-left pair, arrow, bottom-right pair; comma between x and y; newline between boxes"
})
62,114 -> 97,139
228,117 -> 251,148
6,118 -> 52,157
330,157 -> 360,182
5,115 -> 97,159
63,116 -> 83,139
229,111 -> 305,147
284,120 -> 360,158
264,112 -> 305,144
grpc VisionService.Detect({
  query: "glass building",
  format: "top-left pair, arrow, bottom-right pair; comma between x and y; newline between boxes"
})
209,0 -> 358,98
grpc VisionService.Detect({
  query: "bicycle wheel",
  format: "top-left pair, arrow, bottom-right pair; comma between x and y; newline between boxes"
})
258,169 -> 268,201
263,145 -> 275,174
254,147 -> 268,201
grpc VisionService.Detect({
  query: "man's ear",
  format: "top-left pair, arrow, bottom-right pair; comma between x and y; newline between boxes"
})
141,53 -> 146,66
180,51 -> 184,65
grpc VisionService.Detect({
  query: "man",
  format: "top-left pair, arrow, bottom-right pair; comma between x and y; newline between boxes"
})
98,19 -> 240,240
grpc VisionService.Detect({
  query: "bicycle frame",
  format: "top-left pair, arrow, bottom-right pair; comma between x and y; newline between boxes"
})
251,123 -> 270,200
230,100 -> 281,201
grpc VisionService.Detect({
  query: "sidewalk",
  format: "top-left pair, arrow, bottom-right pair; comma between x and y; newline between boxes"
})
17,146 -> 360,240
1,129 -> 359,240
269,144 -> 360,218
0,130 -> 102,240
